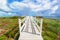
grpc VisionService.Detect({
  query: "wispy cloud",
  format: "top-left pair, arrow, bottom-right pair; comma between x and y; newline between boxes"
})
9,0 -> 59,16
51,5 -> 58,13
0,11 -> 17,17
0,0 -> 59,16
0,0 -> 11,11
0,0 -> 17,17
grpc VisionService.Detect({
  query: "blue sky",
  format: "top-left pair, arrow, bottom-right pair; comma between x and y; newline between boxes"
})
0,0 -> 60,17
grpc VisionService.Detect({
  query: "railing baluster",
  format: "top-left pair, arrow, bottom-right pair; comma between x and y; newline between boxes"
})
18,18 -> 21,36
40,18 -> 43,36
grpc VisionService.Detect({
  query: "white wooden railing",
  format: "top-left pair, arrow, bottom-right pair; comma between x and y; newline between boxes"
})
18,16 -> 43,40
30,17 -> 43,36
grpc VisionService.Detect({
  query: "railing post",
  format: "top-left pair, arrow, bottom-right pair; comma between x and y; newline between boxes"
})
40,18 -> 43,36
18,18 -> 21,36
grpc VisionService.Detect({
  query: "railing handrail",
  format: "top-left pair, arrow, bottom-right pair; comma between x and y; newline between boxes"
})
19,17 -> 29,32
19,16 -> 43,36
31,17 -> 40,32
21,17 -> 26,23
31,17 -> 43,35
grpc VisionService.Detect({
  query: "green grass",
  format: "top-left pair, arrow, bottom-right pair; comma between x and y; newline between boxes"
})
0,17 -> 60,40
36,18 -> 60,40
0,17 -> 19,40
0,18 -> 18,29
43,19 -> 60,40
0,35 -> 6,40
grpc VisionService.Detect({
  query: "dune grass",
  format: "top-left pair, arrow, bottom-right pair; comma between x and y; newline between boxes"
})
0,17 -> 60,40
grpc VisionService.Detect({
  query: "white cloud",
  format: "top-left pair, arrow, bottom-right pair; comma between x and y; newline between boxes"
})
37,0 -> 42,3
0,0 -> 59,16
0,0 -> 11,11
0,11 -> 17,17
10,0 -> 58,12
9,2 -> 29,10
52,0 -> 57,4
51,5 -> 58,13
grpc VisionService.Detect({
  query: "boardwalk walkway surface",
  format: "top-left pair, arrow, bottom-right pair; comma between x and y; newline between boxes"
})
18,16 -> 43,40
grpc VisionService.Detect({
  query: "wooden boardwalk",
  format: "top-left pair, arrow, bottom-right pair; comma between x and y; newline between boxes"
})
18,16 -> 43,40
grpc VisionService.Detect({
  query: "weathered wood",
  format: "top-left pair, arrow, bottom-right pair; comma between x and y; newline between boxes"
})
18,16 -> 43,40
40,18 -> 43,36
18,19 -> 21,35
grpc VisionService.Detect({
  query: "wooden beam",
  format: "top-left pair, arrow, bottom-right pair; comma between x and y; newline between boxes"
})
40,18 -> 43,36
18,19 -> 21,35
